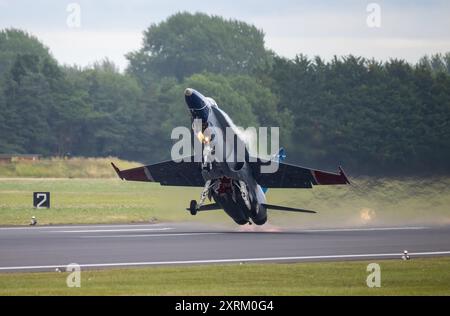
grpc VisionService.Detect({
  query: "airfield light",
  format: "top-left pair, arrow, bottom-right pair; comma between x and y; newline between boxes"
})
30,216 -> 37,226
402,250 -> 411,260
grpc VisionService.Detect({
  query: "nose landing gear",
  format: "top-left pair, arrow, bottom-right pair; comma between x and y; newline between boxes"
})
189,179 -> 213,216
189,200 -> 198,216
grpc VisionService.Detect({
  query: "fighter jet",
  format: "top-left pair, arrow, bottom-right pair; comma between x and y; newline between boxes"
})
111,88 -> 350,225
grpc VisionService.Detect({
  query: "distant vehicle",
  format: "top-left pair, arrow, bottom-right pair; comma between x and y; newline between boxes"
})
112,88 -> 350,225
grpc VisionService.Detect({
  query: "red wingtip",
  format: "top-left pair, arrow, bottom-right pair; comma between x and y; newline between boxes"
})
338,166 -> 350,184
111,162 -> 123,180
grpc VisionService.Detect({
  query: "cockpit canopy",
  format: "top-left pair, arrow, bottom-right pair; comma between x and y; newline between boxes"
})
205,97 -> 218,108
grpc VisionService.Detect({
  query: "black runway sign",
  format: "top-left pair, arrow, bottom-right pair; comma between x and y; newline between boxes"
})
33,192 -> 50,209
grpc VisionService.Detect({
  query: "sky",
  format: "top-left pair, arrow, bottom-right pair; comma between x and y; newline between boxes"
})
1,0 -> 449,70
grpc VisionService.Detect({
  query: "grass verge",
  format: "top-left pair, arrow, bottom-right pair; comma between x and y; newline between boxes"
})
0,258 -> 449,295
0,157 -> 141,178
0,177 -> 449,227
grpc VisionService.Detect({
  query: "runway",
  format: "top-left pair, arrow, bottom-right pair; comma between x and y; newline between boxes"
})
1,222 -> 450,272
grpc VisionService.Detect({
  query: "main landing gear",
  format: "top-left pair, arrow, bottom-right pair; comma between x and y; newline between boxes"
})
236,180 -> 251,210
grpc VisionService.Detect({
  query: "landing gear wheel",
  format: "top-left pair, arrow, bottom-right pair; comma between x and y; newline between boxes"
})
189,200 -> 198,216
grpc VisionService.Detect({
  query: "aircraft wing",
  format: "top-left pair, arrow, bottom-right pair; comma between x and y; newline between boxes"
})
111,158 -> 204,187
251,160 -> 350,189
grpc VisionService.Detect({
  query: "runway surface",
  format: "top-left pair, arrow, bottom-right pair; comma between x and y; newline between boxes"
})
1,222 -> 450,272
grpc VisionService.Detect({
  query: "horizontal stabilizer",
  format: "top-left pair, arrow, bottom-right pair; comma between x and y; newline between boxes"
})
186,203 -> 222,212
262,203 -> 316,214
111,162 -> 122,179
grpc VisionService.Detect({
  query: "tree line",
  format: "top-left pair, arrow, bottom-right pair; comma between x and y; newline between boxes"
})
1,12 -> 450,176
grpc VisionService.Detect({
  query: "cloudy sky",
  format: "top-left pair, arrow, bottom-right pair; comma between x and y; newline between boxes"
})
1,0 -> 449,70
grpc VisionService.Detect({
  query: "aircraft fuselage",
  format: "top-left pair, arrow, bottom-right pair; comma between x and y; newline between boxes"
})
185,88 -> 268,225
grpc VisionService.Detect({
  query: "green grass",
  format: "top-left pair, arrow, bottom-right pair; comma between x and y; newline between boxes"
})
0,177 -> 449,227
0,157 -> 141,178
0,178 -> 223,225
0,258 -> 449,295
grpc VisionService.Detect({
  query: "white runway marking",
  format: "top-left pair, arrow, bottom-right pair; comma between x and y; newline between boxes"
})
79,232 -> 224,238
0,224 -> 166,231
77,227 -> 427,238
0,225 -> 429,232
299,226 -> 428,232
1,250 -> 450,271
49,228 -> 174,233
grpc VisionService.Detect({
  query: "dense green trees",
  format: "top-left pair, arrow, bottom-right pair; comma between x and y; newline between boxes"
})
126,12 -> 272,83
269,55 -> 450,174
0,30 -> 144,159
418,53 -> 450,74
0,29 -> 52,78
1,13 -> 450,176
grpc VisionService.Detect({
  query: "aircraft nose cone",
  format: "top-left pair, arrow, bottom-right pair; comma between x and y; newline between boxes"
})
185,88 -> 193,96
184,88 -> 210,122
